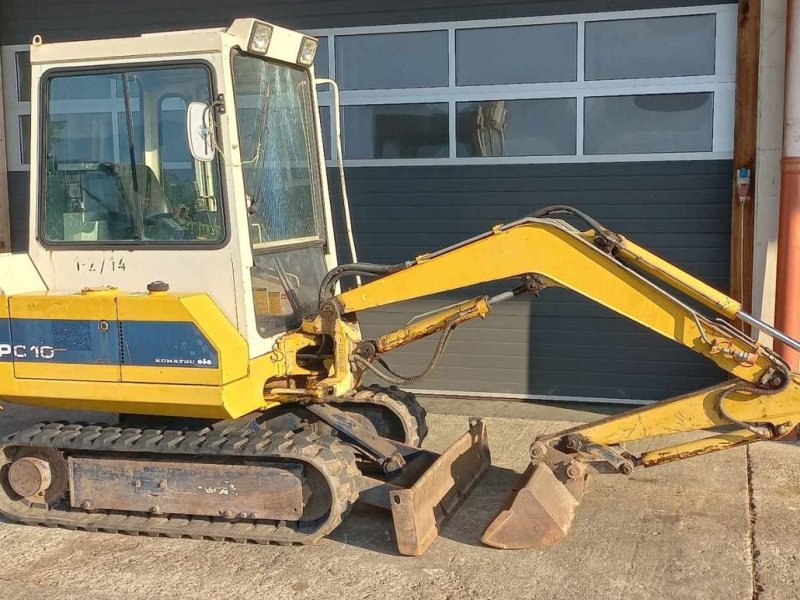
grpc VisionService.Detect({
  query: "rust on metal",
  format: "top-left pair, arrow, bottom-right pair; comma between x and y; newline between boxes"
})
639,429 -> 761,467
481,461 -> 583,550
390,417 -> 490,556
8,456 -> 52,498
306,403 -> 406,472
641,447 -> 718,467
67,457 -> 304,520
375,297 -> 489,354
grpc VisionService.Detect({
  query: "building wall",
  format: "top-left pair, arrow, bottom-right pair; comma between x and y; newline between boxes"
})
3,158 -> 736,400
1,0 -> 738,402
1,0 -> 734,45
6,171 -> 25,251
752,0 -> 787,344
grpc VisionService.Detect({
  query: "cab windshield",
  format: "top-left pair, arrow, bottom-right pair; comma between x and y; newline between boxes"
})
232,54 -> 324,248
232,54 -> 328,338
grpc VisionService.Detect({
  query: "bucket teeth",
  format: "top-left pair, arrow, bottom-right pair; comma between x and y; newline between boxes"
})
481,461 -> 585,550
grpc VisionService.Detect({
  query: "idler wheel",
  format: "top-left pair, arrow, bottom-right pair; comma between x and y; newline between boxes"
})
8,456 -> 52,499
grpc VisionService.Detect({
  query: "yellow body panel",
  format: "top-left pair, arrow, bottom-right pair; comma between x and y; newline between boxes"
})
118,365 -> 222,386
9,289 -> 119,319
0,290 -> 287,419
9,290 -> 121,382
116,293 -> 248,385
0,361 -> 279,418
14,363 -> 121,383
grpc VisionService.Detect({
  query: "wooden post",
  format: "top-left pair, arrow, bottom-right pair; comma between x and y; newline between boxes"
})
0,37 -> 12,252
730,0 -> 761,320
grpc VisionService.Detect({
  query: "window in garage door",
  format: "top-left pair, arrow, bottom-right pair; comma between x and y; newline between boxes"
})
2,6 -> 736,172
305,4 -> 736,167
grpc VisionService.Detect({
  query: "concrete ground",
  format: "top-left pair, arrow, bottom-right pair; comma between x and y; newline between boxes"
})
0,397 -> 797,600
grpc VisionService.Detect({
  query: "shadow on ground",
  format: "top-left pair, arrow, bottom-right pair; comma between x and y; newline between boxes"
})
330,462 -> 523,554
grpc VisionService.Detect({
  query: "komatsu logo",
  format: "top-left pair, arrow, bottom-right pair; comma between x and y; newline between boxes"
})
0,343 -> 57,359
154,357 -> 214,366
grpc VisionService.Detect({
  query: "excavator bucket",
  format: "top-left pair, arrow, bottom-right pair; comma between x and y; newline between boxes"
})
481,461 -> 586,550
390,417 -> 491,555
358,417 -> 491,556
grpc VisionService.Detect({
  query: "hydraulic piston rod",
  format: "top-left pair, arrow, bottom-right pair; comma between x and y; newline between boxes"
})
738,311 -> 800,353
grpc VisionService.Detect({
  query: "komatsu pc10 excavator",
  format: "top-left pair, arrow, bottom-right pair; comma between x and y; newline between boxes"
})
1,18 -> 799,556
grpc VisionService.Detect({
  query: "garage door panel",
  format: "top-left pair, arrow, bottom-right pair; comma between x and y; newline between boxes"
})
333,160 -> 731,403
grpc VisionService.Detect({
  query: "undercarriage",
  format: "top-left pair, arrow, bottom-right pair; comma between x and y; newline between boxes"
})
0,386 -> 489,554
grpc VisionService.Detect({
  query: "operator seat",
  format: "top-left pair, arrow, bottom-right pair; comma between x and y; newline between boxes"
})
114,163 -> 171,220
44,162 -> 173,241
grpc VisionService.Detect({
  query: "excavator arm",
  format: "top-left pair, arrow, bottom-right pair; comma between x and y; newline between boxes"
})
302,205 -> 800,551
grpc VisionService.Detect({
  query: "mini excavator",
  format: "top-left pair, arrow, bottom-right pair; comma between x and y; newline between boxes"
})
1,19 -> 799,556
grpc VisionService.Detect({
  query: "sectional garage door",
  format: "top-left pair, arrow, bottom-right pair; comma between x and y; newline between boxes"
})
313,4 -> 737,403
333,161 -> 732,403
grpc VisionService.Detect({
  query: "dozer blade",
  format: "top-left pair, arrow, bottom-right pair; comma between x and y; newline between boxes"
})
387,417 -> 491,556
481,461 -> 585,550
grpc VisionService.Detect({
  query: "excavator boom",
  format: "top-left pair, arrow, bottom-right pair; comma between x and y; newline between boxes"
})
308,205 -> 800,551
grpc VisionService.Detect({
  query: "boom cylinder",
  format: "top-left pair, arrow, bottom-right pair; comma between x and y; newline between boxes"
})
612,236 -> 742,319
739,311 -> 800,353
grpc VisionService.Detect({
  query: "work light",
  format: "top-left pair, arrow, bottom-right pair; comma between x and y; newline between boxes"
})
297,36 -> 318,66
248,23 -> 273,54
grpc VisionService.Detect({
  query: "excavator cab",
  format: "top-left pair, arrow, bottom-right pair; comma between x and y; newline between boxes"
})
1,20 -> 361,410
26,21 -> 334,362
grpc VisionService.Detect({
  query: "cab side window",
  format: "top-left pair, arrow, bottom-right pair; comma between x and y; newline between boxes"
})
42,65 -> 224,245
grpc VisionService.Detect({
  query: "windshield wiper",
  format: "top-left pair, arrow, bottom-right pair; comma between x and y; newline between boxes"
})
121,73 -> 144,239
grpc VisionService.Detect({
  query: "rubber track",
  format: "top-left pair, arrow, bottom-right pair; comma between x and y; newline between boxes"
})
341,385 -> 428,446
0,422 -> 360,545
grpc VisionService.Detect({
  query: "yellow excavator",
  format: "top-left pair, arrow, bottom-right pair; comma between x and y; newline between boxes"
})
1,19 -> 799,556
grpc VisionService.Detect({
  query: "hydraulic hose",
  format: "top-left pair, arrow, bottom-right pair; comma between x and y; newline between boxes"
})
318,262 -> 408,305
353,318 -> 458,386
531,205 -> 609,236
716,347 -> 792,439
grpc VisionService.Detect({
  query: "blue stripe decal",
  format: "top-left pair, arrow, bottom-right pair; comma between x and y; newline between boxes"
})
0,319 -> 218,369
121,321 -> 218,368
0,318 -> 10,360
9,318 -> 121,365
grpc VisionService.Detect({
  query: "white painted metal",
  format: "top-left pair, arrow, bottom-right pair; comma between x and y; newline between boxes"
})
309,4 -> 735,38
335,152 -> 735,168
316,78 -> 358,269
0,253 -> 46,294
784,0 -> 800,157
751,0 -> 788,345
